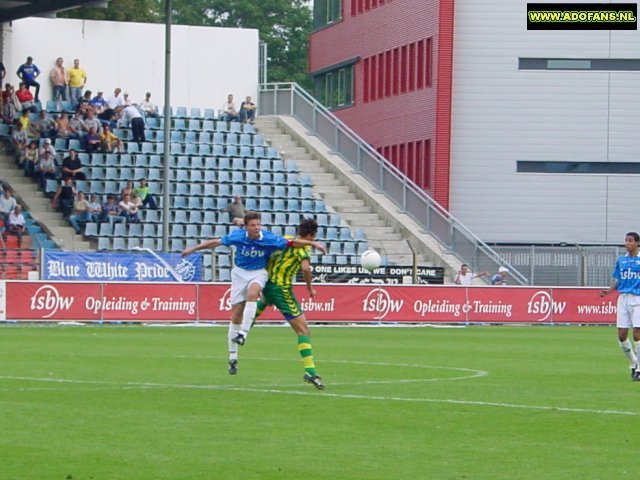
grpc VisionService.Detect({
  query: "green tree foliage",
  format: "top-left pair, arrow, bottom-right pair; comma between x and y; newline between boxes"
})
61,0 -> 312,87
60,0 -> 161,23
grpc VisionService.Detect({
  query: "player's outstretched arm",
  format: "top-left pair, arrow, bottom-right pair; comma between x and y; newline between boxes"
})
291,238 -> 327,254
181,238 -> 221,257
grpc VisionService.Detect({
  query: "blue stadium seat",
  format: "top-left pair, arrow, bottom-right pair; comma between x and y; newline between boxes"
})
199,132 -> 212,144
202,120 -> 215,132
190,107 -> 202,118
198,144 -> 211,156
203,108 -> 216,120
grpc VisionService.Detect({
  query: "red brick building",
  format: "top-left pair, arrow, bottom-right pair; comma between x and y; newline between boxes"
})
309,0 -> 454,208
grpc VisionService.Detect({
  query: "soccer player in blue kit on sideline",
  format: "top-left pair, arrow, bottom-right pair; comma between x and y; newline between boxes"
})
601,231 -> 640,381
181,211 -> 326,375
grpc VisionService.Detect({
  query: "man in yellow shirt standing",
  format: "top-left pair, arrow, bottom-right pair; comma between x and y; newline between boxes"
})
68,59 -> 87,109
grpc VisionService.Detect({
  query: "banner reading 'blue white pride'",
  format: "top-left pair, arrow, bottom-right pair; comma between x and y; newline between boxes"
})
42,251 -> 203,282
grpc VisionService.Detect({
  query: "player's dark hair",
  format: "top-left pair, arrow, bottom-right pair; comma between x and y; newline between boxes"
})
298,218 -> 318,237
244,211 -> 261,224
626,232 -> 640,242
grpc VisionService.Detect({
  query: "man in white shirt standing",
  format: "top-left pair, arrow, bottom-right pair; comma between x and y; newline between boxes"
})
454,263 -> 489,285
120,104 -> 146,145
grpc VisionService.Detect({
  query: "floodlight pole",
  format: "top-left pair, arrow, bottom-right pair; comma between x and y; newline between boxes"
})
162,0 -> 172,253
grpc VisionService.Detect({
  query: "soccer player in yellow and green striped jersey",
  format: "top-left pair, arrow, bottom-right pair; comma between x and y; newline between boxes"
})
253,218 -> 325,389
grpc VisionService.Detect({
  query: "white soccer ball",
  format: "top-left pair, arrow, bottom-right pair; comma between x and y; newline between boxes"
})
360,249 -> 381,272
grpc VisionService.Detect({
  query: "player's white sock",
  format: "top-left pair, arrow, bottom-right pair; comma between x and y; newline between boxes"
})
228,322 -> 241,359
240,301 -> 257,336
620,339 -> 638,364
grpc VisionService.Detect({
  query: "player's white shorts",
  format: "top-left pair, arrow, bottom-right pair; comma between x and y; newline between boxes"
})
616,293 -> 640,328
230,266 -> 268,305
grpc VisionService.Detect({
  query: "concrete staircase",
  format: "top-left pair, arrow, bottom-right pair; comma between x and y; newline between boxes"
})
0,147 -> 93,251
254,116 -> 439,267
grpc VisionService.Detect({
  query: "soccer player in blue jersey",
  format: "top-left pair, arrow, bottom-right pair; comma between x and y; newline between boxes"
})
601,232 -> 640,381
181,211 -> 326,375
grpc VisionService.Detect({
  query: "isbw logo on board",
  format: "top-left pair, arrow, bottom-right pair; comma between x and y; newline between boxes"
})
30,285 -> 75,319
362,288 -> 404,320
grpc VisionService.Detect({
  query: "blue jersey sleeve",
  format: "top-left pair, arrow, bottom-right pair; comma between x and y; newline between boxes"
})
260,230 -> 288,249
220,229 -> 242,246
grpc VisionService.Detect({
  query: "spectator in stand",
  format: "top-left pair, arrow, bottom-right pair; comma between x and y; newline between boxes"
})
490,267 -> 509,285
67,59 -> 87,109
90,91 -> 107,114
107,88 -> 124,110
84,109 -> 102,134
51,177 -> 76,218
85,126 -> 101,153
122,92 -> 132,106
221,195 -> 245,226
100,195 -> 125,224
0,188 -> 17,224
17,109 -> 36,138
69,110 -> 87,141
35,110 -> 56,139
239,96 -> 257,124
119,103 -> 145,144
140,92 -> 158,117
99,124 -> 123,153
221,94 -> 239,122
55,113 -> 72,139
454,264 -> 489,286
120,181 -> 134,199
1,84 -> 17,123
39,138 -> 56,159
6,204 -> 26,243
68,191 -> 91,234
87,194 -> 102,222
11,122 -> 28,160
134,178 -> 157,209
118,192 -> 140,223
130,191 -> 142,210
1,94 -> 14,124
23,140 -> 39,177
34,150 -> 57,189
61,149 -> 86,181
16,56 -> 41,101
49,57 -> 68,104
15,83 -> 36,112
77,90 -> 92,114
98,106 -> 118,130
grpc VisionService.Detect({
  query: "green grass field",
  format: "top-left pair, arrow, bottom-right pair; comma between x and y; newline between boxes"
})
0,324 -> 635,479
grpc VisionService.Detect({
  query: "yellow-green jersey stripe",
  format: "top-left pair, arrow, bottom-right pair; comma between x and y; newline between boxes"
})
266,235 -> 310,287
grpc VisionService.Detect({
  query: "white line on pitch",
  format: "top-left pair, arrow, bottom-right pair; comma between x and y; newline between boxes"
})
0,375 -> 637,417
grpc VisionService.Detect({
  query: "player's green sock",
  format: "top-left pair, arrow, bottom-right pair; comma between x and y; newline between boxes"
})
298,335 -> 316,376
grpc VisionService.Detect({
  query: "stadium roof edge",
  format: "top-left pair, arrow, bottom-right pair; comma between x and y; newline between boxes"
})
0,0 -> 106,24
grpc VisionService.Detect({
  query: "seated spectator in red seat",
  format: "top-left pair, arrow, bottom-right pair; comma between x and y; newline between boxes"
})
6,204 -> 26,243
61,149 -> 86,181
99,124 -> 123,153
0,188 -> 18,225
239,96 -> 256,124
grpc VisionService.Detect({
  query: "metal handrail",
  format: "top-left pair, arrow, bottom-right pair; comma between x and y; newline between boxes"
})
258,82 -> 528,285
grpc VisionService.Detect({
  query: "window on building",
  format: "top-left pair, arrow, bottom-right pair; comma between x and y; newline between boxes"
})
314,0 -> 342,29
314,64 -> 355,110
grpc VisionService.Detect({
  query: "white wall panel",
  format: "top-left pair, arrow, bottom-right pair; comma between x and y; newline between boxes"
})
2,17 -> 258,110
451,0 -> 640,244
